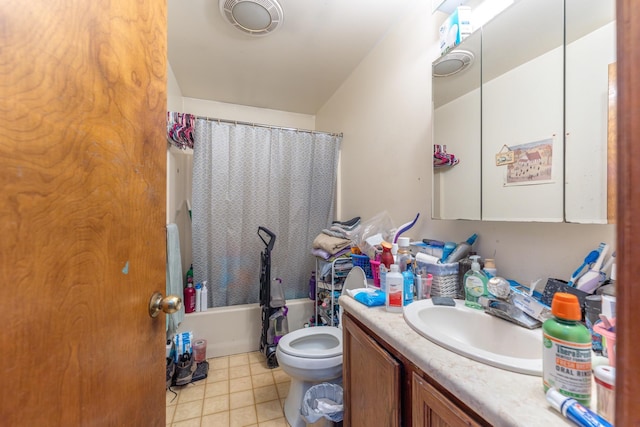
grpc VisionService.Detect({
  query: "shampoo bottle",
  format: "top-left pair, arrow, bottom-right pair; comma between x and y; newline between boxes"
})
386,264 -> 404,312
543,293 -> 592,407
195,282 -> 202,312
200,281 -> 208,311
463,255 -> 488,309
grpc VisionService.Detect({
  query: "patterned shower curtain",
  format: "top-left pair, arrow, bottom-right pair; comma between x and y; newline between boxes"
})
192,120 -> 342,307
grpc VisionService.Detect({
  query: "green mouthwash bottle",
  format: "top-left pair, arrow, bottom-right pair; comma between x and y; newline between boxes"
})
542,292 -> 592,407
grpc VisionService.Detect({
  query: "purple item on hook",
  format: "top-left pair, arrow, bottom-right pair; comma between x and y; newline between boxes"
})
393,213 -> 420,243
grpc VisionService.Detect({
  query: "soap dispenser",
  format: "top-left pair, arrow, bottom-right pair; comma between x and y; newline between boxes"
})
464,255 -> 488,310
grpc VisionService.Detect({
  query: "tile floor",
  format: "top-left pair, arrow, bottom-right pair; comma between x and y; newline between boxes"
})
166,351 -> 292,427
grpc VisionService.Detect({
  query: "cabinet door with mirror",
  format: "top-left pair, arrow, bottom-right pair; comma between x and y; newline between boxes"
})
431,0 -> 616,223
565,0 -> 616,224
432,30 -> 481,221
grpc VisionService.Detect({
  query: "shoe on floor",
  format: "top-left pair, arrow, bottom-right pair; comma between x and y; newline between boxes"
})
174,353 -> 197,386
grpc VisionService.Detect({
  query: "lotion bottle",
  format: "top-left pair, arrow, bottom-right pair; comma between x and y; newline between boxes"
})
463,255 -> 487,309
200,281 -> 208,311
386,264 -> 404,312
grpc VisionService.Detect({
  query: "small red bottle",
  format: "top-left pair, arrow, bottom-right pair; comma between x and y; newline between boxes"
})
184,282 -> 196,313
380,241 -> 394,269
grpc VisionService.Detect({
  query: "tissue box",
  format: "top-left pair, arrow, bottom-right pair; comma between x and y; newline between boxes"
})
509,283 -> 552,322
439,6 -> 472,54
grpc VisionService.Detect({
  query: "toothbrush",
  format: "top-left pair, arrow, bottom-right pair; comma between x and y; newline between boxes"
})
576,244 -> 609,293
567,248 -> 601,287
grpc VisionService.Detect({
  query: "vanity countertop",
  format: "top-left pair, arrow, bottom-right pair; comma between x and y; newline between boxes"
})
339,295 -> 575,427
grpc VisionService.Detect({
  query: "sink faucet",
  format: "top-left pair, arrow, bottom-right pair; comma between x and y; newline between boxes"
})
478,297 -> 542,329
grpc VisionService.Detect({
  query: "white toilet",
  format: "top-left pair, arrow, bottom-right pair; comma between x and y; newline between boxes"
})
276,266 -> 367,427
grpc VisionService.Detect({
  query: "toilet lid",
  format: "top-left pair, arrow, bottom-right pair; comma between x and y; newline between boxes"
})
277,326 -> 342,359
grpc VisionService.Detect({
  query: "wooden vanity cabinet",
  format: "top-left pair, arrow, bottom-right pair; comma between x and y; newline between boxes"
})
412,372 -> 482,427
342,312 -> 488,427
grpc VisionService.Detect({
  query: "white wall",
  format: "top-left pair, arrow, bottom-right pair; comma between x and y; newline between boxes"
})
316,2 -> 615,285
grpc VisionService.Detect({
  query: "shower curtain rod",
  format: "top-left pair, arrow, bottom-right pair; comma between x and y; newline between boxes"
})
195,115 -> 343,138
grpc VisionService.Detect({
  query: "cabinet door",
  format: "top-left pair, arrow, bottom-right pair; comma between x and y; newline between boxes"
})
412,372 -> 482,427
343,314 -> 401,427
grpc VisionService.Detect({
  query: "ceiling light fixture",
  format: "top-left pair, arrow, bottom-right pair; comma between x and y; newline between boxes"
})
432,50 -> 475,77
219,0 -> 284,36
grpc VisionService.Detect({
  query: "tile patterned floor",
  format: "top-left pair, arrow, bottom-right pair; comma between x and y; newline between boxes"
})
166,351 -> 292,427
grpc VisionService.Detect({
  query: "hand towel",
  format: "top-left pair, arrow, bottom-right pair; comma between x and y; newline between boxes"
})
166,223 -> 185,337
312,233 -> 352,255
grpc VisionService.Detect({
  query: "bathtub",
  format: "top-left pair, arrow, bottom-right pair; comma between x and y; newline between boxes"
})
176,298 -> 315,358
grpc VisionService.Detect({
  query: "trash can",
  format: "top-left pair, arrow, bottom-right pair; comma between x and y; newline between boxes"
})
301,383 -> 344,427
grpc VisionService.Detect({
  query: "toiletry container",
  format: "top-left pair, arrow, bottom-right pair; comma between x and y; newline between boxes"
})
483,259 -> 497,277
184,282 -> 196,313
463,255 -> 487,309
380,241 -> 394,293
396,237 -> 412,272
444,233 -> 477,263
386,264 -> 403,312
200,281 -> 208,311
543,293 -> 592,406
195,283 -> 202,312
403,260 -> 414,305
594,365 -> 615,424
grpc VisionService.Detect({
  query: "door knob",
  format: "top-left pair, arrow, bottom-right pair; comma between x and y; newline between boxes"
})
148,292 -> 183,318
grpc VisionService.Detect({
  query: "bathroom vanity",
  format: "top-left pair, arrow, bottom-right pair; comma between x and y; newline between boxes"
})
340,296 -> 572,427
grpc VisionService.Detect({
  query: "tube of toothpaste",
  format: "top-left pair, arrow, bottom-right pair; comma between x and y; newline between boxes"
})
546,388 -> 612,427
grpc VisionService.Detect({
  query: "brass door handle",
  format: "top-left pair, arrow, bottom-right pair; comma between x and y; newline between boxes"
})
148,292 -> 182,318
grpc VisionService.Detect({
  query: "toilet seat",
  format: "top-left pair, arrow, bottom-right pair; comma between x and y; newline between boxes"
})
277,326 -> 342,359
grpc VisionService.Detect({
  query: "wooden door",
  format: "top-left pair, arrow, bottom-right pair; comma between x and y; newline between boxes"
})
342,314 -> 401,427
0,1 -> 167,425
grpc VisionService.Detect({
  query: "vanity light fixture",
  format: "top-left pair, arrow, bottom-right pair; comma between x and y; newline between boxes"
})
219,0 -> 284,36
433,50 -> 475,77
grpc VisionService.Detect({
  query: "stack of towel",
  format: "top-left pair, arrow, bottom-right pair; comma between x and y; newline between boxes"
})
312,217 -> 361,261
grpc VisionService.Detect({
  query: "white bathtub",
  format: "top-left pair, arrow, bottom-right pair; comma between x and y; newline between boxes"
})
176,298 -> 315,358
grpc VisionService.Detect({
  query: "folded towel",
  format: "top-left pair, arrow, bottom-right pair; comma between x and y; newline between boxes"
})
332,216 -> 361,228
166,223 -> 185,337
312,233 -> 352,255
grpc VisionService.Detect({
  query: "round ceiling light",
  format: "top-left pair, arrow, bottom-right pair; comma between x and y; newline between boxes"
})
219,0 -> 284,36
432,50 -> 475,77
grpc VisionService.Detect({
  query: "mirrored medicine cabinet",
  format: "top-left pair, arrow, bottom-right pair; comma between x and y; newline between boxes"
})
432,0 -> 616,223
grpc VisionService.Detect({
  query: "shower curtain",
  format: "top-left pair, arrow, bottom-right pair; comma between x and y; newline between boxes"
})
192,120 -> 342,307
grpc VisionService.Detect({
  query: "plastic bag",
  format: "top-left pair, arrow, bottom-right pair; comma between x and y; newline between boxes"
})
352,211 -> 396,259
301,383 -> 344,423
351,288 -> 386,307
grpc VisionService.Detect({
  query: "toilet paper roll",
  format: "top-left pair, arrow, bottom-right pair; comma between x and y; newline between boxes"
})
416,252 -> 440,265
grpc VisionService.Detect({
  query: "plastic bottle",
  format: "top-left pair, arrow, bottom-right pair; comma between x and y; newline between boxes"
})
396,237 -> 412,272
195,282 -> 202,312
386,264 -> 404,312
543,293 -> 592,407
444,233 -> 478,263
184,282 -> 196,313
380,241 -> 394,293
186,264 -> 194,285
483,259 -> 497,277
463,255 -> 488,309
380,241 -> 394,269
200,281 -> 208,311
403,260 -> 414,305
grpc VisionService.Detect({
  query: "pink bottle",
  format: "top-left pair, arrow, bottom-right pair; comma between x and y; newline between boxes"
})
184,282 -> 196,313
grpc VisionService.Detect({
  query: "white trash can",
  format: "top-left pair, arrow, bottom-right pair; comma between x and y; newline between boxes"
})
301,383 -> 344,427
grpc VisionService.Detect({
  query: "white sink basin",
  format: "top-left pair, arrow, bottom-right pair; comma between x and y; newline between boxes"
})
403,299 -> 542,376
